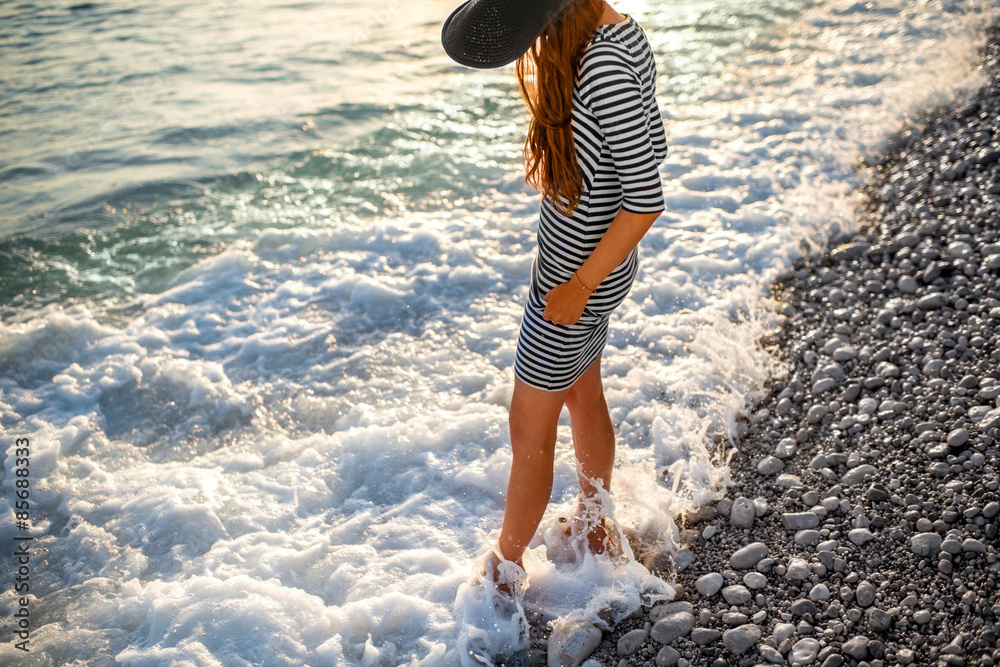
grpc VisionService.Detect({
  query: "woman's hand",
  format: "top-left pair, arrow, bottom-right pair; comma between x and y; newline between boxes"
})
541,277 -> 592,326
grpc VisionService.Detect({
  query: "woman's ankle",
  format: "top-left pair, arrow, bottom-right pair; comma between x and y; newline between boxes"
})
481,547 -> 527,599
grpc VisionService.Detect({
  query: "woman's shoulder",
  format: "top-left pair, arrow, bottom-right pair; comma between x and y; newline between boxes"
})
577,41 -> 638,89
578,19 -> 649,75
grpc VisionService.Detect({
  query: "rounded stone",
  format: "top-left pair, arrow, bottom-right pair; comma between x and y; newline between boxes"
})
617,628 -> 648,657
813,378 -> 836,394
855,581 -> 876,608
730,542 -> 769,569
758,456 -> 785,475
833,346 -> 857,361
807,405 -> 828,424
947,428 -> 970,448
696,572 -> 724,597
809,583 -> 831,602
791,598 -> 818,618
898,276 -> 918,293
731,497 -> 755,529
650,611 -> 695,644
962,538 -> 986,554
743,572 -> 768,590
795,529 -> 821,546
785,558 -> 811,582
789,638 -> 820,665
654,645 -> 680,667
910,532 -> 942,557
775,438 -> 797,459
753,497 -> 768,516
866,607 -> 892,631
722,584 -> 752,606
848,528 -> 874,546
722,624 -> 761,656
842,636 -> 870,660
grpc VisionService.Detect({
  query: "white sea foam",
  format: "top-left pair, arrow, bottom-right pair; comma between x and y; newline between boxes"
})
0,0 -> 994,663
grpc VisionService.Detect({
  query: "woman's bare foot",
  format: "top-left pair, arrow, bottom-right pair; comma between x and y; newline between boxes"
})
549,497 -> 623,559
477,548 -> 528,609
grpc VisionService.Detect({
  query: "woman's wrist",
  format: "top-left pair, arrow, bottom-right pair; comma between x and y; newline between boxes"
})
573,272 -> 594,293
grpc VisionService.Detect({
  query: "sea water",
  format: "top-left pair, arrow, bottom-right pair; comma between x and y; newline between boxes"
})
0,0 -> 993,663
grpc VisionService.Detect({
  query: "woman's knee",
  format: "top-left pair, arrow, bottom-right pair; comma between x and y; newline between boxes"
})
566,374 -> 605,416
508,381 -> 566,452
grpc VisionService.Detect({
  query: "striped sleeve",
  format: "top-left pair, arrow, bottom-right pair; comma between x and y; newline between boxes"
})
579,48 -> 665,214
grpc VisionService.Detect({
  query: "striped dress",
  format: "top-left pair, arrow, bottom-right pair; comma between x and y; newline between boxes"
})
513,14 -> 669,392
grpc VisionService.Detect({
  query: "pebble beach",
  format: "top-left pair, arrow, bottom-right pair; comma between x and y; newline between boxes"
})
519,14 -> 1000,667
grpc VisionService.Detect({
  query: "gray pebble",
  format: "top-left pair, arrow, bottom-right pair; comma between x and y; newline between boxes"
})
617,628 -> 648,657
808,583 -> 831,602
650,612 -> 695,644
722,612 -> 748,626
833,346 -> 857,361
773,622 -> 796,643
651,601 -> 694,622
789,638 -> 820,666
840,464 -> 876,486
791,598 -> 818,617
795,529 -> 821,546
775,438 -> 797,459
785,558 -> 811,582
941,539 -> 962,555
947,427 -> 970,448
654,645 -> 680,666
842,636 -> 870,660
760,645 -> 783,663
910,532 -> 942,557
753,497 -> 768,516
758,456 -> 785,475
812,378 -> 836,394
855,581 -> 876,607
730,497 -> 755,528
695,572 -> 723,597
730,542 -> 769,569
781,512 -> 820,530
915,293 -> 946,309
722,584 -> 752,606
690,628 -> 721,645
865,607 -> 892,631
806,404 -> 828,424
898,275 -> 918,293
743,571 -> 768,590
848,528 -> 874,546
722,624 -> 761,655
675,548 -> 696,572
962,538 -> 986,554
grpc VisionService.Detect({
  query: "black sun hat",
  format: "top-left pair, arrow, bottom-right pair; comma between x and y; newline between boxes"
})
441,0 -> 582,69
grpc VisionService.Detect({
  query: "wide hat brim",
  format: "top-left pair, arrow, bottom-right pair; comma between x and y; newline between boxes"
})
441,0 -> 579,69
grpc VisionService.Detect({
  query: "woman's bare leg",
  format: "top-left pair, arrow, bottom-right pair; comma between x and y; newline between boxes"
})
565,354 -> 615,498
564,355 -> 616,552
497,377 -> 571,566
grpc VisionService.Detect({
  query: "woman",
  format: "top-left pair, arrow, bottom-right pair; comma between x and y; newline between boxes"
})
443,0 -> 667,630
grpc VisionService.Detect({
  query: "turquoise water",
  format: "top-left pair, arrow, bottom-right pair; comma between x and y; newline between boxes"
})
0,0 -> 812,315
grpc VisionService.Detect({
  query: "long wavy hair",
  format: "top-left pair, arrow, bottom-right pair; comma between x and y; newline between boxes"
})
515,0 -> 605,217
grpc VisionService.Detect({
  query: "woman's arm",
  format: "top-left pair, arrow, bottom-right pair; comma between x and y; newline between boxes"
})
577,207 -> 661,289
542,46 -> 666,326
541,207 -> 661,325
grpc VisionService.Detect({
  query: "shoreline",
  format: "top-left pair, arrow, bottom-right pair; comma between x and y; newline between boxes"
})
532,14 -> 1000,667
